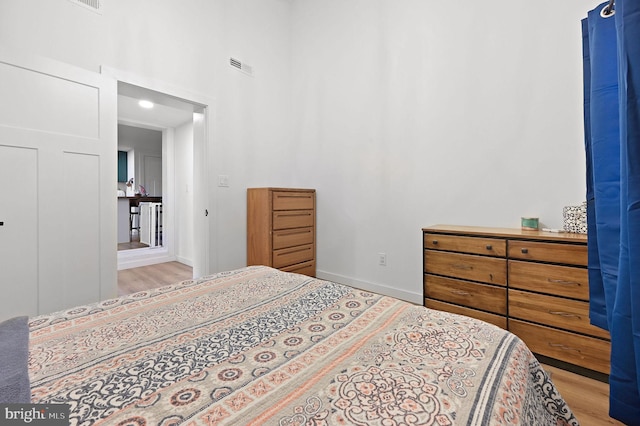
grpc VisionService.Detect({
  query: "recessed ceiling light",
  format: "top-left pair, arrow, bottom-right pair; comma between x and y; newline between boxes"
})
138,100 -> 154,109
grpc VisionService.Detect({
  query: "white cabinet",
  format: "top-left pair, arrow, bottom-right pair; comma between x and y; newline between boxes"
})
139,202 -> 162,247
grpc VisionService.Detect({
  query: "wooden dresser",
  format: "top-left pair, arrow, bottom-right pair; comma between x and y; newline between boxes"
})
247,188 -> 316,277
423,225 -> 610,374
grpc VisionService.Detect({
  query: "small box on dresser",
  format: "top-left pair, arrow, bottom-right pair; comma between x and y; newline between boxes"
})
247,188 -> 316,277
423,225 -> 610,375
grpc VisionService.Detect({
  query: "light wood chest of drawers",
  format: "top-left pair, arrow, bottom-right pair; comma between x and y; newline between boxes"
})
423,225 -> 610,374
247,188 -> 316,277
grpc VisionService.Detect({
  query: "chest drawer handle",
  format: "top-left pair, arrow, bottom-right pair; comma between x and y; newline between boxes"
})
452,264 -> 473,271
548,311 -> 582,319
548,278 -> 581,286
432,240 -> 438,245
279,212 -> 312,217
450,290 -> 471,296
485,244 -> 492,250
280,229 -> 312,236
548,343 -> 582,353
278,195 -> 312,199
276,246 -> 311,256
521,248 -> 529,254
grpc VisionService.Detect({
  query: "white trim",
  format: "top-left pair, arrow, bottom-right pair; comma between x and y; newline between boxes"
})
117,247 -> 177,270
102,66 -> 217,278
100,66 -> 210,109
316,270 -> 422,305
176,256 -> 194,267
0,46 -> 103,88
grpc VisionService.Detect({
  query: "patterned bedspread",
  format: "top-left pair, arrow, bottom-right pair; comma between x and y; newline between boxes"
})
28,266 -> 578,425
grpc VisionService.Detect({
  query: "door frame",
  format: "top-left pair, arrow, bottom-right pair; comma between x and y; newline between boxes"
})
102,66 -> 216,278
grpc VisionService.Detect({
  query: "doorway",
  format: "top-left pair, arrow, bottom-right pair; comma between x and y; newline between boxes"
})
114,80 -> 209,277
117,123 -> 163,251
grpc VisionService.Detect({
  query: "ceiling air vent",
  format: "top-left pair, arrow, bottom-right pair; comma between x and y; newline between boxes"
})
69,0 -> 103,14
230,57 -> 254,77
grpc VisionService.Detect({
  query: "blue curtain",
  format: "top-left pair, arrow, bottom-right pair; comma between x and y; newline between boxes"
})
583,1 -> 640,424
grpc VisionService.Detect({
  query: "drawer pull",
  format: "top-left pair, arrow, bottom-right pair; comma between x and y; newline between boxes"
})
432,240 -> 438,245
486,244 -> 492,250
548,310 -> 582,319
277,247 -> 311,255
452,264 -> 473,271
521,248 -> 529,254
548,342 -> 582,353
280,229 -> 312,236
548,278 -> 581,286
450,290 -> 471,296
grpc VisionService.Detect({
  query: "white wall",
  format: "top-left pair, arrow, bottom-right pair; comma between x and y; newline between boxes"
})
0,0 -> 598,303
175,120 -> 194,265
117,124 -> 162,195
118,124 -> 162,154
291,0 -> 596,302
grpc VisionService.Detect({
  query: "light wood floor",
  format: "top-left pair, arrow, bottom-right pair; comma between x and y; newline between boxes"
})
117,230 -> 149,251
117,261 -> 193,296
542,364 -> 623,425
117,263 -> 622,425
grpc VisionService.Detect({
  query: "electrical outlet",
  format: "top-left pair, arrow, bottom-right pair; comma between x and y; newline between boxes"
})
378,252 -> 387,266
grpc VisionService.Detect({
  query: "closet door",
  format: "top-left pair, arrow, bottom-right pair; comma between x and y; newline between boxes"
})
0,48 -> 117,320
0,146 -> 38,318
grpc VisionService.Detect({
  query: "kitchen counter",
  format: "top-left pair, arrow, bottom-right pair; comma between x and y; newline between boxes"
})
117,197 -> 162,243
118,196 -> 163,204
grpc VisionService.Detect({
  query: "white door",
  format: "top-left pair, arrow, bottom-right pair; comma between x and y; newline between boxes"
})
193,110 -> 210,279
0,146 -> 38,318
0,48 -> 117,320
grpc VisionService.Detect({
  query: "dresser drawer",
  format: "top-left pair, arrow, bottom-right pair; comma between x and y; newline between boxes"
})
280,260 -> 316,277
425,299 -> 507,329
273,227 -> 314,250
509,319 -> 610,374
424,251 -> 506,285
508,240 -> 587,266
272,191 -> 315,210
508,261 -> 589,300
272,244 -> 314,268
424,274 -> 506,314
509,290 -> 610,339
273,210 -> 314,230
423,233 -> 506,257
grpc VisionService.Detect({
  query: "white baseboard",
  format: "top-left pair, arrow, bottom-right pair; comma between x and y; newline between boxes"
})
316,270 -> 422,305
176,256 -> 193,267
117,248 -> 177,270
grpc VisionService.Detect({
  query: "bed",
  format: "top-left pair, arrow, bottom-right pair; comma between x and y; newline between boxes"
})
26,266 -> 578,425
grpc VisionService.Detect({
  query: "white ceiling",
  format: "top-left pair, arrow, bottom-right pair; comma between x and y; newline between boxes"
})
117,81 -> 201,131
118,94 -> 194,129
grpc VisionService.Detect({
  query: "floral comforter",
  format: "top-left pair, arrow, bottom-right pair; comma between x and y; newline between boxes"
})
28,266 -> 578,425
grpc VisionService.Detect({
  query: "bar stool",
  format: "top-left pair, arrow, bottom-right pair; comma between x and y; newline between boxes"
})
129,200 -> 140,237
